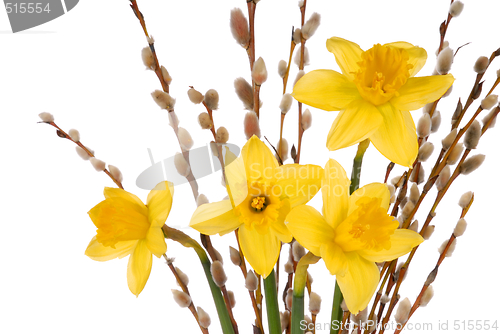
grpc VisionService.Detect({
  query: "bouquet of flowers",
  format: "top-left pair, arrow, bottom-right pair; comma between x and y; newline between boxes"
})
35,1 -> 499,333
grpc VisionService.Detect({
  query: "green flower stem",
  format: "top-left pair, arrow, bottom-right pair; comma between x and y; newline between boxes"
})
163,226 -> 235,334
291,253 -> 320,334
263,269 -> 282,334
330,139 -> 370,334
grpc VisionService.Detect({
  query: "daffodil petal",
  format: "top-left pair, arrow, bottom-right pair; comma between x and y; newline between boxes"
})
320,242 -> 348,276
384,42 -> 427,77
104,187 -> 145,209
285,205 -> 334,256
369,104 -> 418,167
190,200 -> 241,236
322,159 -> 350,229
127,239 -> 152,297
146,226 -> 167,258
391,74 -> 454,111
241,136 -> 278,184
147,181 -> 174,227
224,153 -> 248,207
326,37 -> 363,81
326,99 -> 383,151
358,229 -> 423,262
292,70 -> 360,111
85,236 -> 136,261
239,225 -> 281,278
271,199 -> 293,243
336,252 -> 380,314
349,183 -> 390,216
274,164 -> 323,208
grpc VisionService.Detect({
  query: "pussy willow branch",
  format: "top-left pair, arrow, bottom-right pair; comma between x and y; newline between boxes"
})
294,0 -> 307,164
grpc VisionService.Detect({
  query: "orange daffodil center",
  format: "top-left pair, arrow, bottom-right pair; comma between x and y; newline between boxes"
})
85,181 -> 174,296
190,136 -> 323,278
292,37 -> 454,167
285,159 -> 423,313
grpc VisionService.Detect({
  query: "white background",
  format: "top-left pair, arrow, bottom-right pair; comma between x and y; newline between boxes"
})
1,1 -> 499,333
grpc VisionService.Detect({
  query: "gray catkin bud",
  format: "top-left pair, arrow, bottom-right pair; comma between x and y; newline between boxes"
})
278,60 -> 288,78
464,120 -> 481,149
293,28 -> 302,44
38,112 -> 54,123
419,286 -> 434,307
245,270 -> 258,291
141,46 -> 155,70
175,267 -> 189,287
174,152 -> 191,177
431,110 -> 441,133
280,94 -> 294,114
482,108 -> 498,129
188,88 -> 204,104
460,154 -> 486,175
197,307 -> 211,328
196,194 -> 209,207
394,297 -> 411,325
436,47 -> 454,75
380,295 -> 390,305
234,77 -> 254,110
301,13 -> 321,40
216,127 -> 229,144
68,129 -> 80,142
410,166 -> 425,184
171,289 -> 191,308
446,143 -> 464,165
230,8 -> 250,47
402,201 -> 415,220
151,90 -> 175,110
276,138 -> 289,162
301,109 -> 312,131
160,66 -> 172,85
227,290 -> 236,309
438,239 -> 457,257
204,89 -> 219,110
178,127 -> 194,150
436,165 -> 451,191
458,191 -> 473,208
280,311 -> 290,332
90,157 -> 106,172
418,142 -> 434,162
417,114 -> 431,138
442,129 -> 458,151
449,1 -> 464,17
210,261 -> 227,287
198,113 -> 213,130
423,225 -> 435,240
229,246 -> 242,266
351,307 -> 368,324
473,56 -> 489,74
284,261 -> 294,274
286,288 -> 293,310
294,47 -> 310,67
454,218 -> 467,237
409,183 -> 420,204
480,95 -> 498,110
422,103 -> 433,114
252,57 -> 268,85
409,220 -> 419,232
108,165 -> 123,183
75,146 -> 92,160
292,241 -> 305,262
244,111 -> 261,139
309,292 -> 322,315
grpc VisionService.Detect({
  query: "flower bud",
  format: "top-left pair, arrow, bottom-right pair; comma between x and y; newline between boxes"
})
464,120 -> 481,149
410,166 -> 425,184
178,127 -> 194,150
419,286 -> 434,307
422,103 -> 433,114
276,138 -> 289,162
141,46 -> 155,70
293,28 -> 302,44
482,108 -> 498,130
174,152 -> 190,177
68,129 -> 80,142
210,261 -> 227,287
438,239 -> 457,257
234,77 -> 254,110
409,183 -> 420,204
198,112 -> 213,130
423,225 -> 435,240
309,292 -> 322,315
417,113 -> 431,138
431,110 -> 441,133
252,57 -> 268,85
38,112 -> 54,123
188,88 -> 204,104
480,94 -> 498,110
244,111 -> 261,139
436,165 -> 450,191
454,218 -> 467,237
284,261 -> 293,274
90,157 -> 106,172
108,165 -> 123,183
160,66 -> 172,85
473,56 -> 489,74
436,47 -> 454,75
175,267 -> 189,287
227,290 -> 236,309
278,60 -> 287,78
401,200 -> 415,220
76,146 -> 93,160
280,311 -> 290,331
280,93 -> 294,114
351,307 -> 368,324
204,89 -> 219,110
301,109 -> 312,131
442,129 -> 458,151
409,220 -> 419,232
196,194 -> 209,207
292,241 -> 305,262
301,13 -> 321,40
171,289 -> 191,308
197,307 -> 211,328
449,1 -> 464,17
286,288 -> 293,310
245,270 -> 258,291
458,191 -> 473,208
459,154 -> 485,175
417,142 -> 434,162
446,142 -> 463,165
380,295 -> 390,305
230,8 -> 250,47
395,298 -> 411,325
294,47 -> 310,67
151,90 -> 175,110
216,127 -> 229,144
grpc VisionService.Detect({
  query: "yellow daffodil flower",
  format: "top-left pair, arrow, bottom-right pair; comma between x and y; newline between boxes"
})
293,37 -> 454,167
190,135 -> 323,278
85,181 -> 174,296
285,159 -> 423,313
